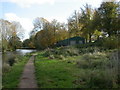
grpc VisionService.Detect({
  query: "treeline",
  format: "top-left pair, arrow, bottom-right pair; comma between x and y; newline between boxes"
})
23,18 -> 69,49
0,1 -> 120,51
23,1 -> 120,49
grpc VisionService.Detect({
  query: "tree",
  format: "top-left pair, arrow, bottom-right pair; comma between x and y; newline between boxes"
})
55,29 -> 69,42
33,18 -> 55,49
68,10 -> 82,37
51,19 -> 61,42
9,36 -> 22,50
0,19 -> 24,51
0,19 -> 12,52
79,4 -> 95,42
35,30 -> 55,49
32,17 -> 49,33
23,39 -> 30,48
22,37 -> 35,48
98,1 -> 120,36
31,17 -> 69,49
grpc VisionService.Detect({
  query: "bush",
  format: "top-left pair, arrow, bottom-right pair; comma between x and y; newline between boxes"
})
57,55 -> 65,60
76,52 -> 108,69
76,60 -> 90,69
108,50 -> 120,86
78,47 -> 102,54
102,36 -> 120,49
49,55 -> 55,59
87,70 -> 113,88
75,50 -> 120,88
2,64 -> 10,73
43,46 -> 80,59
65,47 -> 79,56
73,70 -> 113,88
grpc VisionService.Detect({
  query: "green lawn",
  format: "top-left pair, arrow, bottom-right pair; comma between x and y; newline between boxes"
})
35,52 -> 81,88
2,55 -> 30,88
35,51 -> 119,88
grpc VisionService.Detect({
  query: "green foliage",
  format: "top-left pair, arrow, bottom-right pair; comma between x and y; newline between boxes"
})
35,30 -> 56,49
2,63 -> 10,73
76,52 -> 108,69
102,36 -> 120,49
73,70 -> 113,88
32,18 -> 68,49
23,39 -> 30,48
98,1 -> 120,36
35,53 -> 80,88
44,46 -> 80,59
0,19 -> 24,52
75,50 -> 120,88
9,36 -> 22,50
109,50 -> 120,86
35,49 -> 120,88
23,36 -> 35,48
2,55 -> 29,88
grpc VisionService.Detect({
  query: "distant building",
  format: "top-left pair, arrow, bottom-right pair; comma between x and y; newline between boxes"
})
56,36 -> 85,46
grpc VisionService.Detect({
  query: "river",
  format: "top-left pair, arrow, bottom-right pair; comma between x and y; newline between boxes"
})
1,49 -> 36,66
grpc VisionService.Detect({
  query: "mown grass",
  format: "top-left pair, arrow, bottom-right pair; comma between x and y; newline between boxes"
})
2,55 -> 30,88
35,52 -> 82,88
35,49 -> 120,88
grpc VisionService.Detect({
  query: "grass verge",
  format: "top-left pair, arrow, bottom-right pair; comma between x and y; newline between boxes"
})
34,50 -> 120,88
2,55 -> 30,88
35,52 -> 81,88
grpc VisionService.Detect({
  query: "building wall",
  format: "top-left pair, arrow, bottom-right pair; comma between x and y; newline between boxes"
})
70,41 -> 76,45
70,40 -> 83,45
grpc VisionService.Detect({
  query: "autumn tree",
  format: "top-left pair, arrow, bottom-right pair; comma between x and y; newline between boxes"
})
32,17 -> 69,49
68,4 -> 98,43
79,4 -> 96,42
0,19 -> 12,52
68,10 -> 82,37
0,19 -> 24,51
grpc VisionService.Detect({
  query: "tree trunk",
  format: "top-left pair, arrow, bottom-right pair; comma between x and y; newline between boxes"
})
89,34 -> 92,43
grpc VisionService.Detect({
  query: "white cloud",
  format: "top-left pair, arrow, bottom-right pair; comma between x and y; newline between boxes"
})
1,0 -> 120,8
1,0 -> 55,8
103,0 -> 120,2
5,13 -> 33,40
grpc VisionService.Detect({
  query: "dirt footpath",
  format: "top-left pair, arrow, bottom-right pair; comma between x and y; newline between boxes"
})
18,55 -> 38,88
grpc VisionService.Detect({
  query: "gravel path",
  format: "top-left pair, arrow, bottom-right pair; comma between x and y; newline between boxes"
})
18,55 -> 38,88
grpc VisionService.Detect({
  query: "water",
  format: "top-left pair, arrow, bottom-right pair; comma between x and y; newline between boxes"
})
16,49 -> 36,55
1,49 -> 36,66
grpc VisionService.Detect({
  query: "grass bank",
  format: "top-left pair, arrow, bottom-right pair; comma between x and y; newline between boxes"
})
2,54 -> 30,88
34,47 -> 120,88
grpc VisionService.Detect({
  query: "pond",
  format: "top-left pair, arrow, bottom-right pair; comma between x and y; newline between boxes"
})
2,49 -> 36,66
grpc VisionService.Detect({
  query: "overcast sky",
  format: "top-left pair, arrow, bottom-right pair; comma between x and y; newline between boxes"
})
0,0 -> 119,40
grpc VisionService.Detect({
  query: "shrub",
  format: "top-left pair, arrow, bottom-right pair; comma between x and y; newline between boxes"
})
65,47 -> 79,56
57,55 -> 65,60
108,50 -> 120,86
73,70 -> 113,88
102,36 -> 120,49
76,50 -> 120,88
76,60 -> 90,69
79,47 -> 101,54
76,52 -> 109,69
2,64 -> 10,73
44,49 -> 53,57
43,46 -> 80,58
49,55 -> 55,59
87,70 -> 113,88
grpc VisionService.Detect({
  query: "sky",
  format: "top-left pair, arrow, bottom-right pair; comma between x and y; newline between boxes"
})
0,0 -> 119,40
